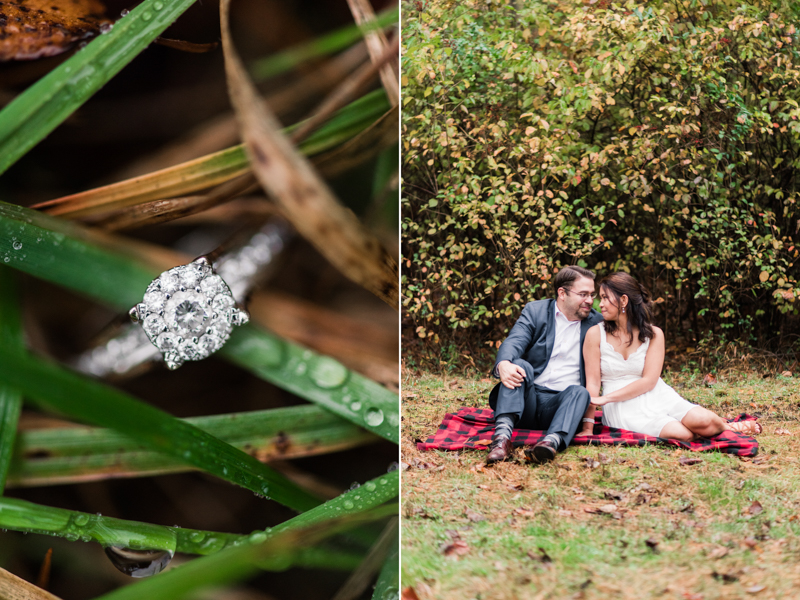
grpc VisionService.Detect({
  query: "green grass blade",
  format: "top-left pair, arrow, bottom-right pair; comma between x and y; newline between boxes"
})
96,471 -> 398,600
250,7 -> 399,81
0,202 -> 398,443
371,522 -> 399,600
11,406 -> 376,486
0,268 -> 23,495
0,348 -> 320,512
222,328 -> 398,443
0,0 -> 199,177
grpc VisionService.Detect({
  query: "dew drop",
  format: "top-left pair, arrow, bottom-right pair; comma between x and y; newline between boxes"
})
249,531 -> 267,544
365,407 -> 384,427
3,258 -> 8,263
12,241 -> 22,250
343,500 -> 354,510
388,413 -> 399,427
295,362 -> 307,375
365,481 -> 376,491
188,531 -> 205,543
154,1 -> 163,8
73,514 -> 90,527
99,22 -> 113,33
141,11 -> 152,20
382,587 -> 400,600
350,401 -> 362,412
387,461 -> 399,473
308,356 -> 349,389
120,8 -> 129,15
104,547 -> 174,578
349,482 -> 361,490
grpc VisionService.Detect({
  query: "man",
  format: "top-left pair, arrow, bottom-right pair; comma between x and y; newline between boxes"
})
487,266 -> 603,464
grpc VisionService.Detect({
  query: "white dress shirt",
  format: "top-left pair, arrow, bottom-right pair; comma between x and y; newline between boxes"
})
533,303 -> 581,391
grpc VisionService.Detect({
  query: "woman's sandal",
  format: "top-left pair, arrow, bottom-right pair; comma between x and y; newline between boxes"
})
728,420 -> 763,436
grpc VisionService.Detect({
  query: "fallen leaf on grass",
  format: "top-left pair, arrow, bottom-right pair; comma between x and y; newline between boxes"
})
775,428 -> 793,436
645,537 -> 659,552
512,507 -> 536,518
507,483 -> 524,491
465,509 -> 485,523
708,546 -> 728,559
0,0 -> 110,61
781,371 -> 792,377
402,587 -> 421,600
746,585 -> 766,594
527,547 -> 552,567
742,537 -> 759,550
473,439 -> 492,447
703,373 -> 717,386
400,462 -> 409,471
747,501 -> 763,516
442,540 -> 469,556
584,458 -> 600,469
599,504 -> 618,513
679,457 -> 704,466
558,509 -> 573,517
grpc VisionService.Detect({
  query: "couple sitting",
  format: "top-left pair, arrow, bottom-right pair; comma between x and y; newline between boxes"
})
487,266 -> 761,465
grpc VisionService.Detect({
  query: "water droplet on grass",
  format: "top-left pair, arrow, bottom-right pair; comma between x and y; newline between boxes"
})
343,500 -> 354,510
142,11 -> 152,21
104,547 -> 173,578
387,462 -> 398,472
350,401 -> 362,412
73,514 -> 89,526
188,532 -> 205,543
99,22 -> 113,33
12,241 -> 22,250
365,482 -> 376,491
249,532 -> 267,544
120,8 -> 129,15
309,356 -> 348,389
365,407 -> 384,426
154,1 -> 163,8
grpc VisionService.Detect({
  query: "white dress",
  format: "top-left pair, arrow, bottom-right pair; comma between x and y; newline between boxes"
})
599,323 -> 697,437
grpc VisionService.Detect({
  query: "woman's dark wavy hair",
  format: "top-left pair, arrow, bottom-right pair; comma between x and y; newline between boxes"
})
600,272 -> 654,344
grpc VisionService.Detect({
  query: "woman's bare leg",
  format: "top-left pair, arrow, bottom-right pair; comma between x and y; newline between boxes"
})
681,407 -> 730,438
659,420 -> 697,441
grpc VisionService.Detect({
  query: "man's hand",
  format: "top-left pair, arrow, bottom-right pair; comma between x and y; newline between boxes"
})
497,360 -> 526,389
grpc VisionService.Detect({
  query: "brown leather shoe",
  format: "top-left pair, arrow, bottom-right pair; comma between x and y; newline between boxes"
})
486,437 -> 512,464
525,438 -> 558,464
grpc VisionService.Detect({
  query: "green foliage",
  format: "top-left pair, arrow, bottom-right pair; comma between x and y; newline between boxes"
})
402,0 -> 800,358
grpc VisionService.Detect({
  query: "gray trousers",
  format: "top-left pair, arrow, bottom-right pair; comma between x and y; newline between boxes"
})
488,358 -> 590,449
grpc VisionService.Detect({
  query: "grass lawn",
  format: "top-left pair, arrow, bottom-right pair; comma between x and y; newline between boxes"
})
401,369 -> 800,600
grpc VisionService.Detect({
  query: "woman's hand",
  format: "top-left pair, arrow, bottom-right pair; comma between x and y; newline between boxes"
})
590,396 -> 609,406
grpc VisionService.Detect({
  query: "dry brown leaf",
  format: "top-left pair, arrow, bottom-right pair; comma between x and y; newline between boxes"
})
747,500 -> 763,516
0,566 -> 62,599
0,0 -> 108,61
219,0 -> 398,308
775,428 -> 793,436
708,546 -> 728,559
781,370 -> 792,377
441,540 -> 469,557
473,439 -> 492,447
746,585 -> 766,594
702,373 -> 717,386
402,587 -> 421,600
679,456 -> 703,466
465,509 -> 484,522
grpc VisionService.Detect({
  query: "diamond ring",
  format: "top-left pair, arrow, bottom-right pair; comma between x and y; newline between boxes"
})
75,220 -> 291,377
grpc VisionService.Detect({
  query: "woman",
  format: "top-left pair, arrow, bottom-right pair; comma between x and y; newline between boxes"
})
577,272 -> 761,440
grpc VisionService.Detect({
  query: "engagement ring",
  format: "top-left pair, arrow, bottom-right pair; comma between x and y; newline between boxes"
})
75,219 -> 291,377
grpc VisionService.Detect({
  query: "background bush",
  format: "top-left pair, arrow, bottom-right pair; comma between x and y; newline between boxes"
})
402,0 -> 800,367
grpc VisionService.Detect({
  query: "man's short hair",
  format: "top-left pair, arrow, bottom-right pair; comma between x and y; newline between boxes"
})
553,265 -> 595,292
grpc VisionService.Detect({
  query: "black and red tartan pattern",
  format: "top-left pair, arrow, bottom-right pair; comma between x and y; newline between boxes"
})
416,407 -> 759,457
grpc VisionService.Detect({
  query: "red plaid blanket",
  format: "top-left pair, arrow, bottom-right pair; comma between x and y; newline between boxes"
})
416,407 -> 759,457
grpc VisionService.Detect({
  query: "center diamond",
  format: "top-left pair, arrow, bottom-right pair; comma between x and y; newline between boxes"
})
174,299 -> 207,335
132,257 -> 249,370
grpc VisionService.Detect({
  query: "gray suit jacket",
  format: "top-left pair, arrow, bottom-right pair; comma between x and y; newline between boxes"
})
489,299 -> 603,407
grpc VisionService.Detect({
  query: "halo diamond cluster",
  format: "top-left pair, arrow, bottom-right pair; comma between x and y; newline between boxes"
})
130,257 -> 250,370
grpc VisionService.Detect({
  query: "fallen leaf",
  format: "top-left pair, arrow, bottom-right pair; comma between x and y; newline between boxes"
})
473,439 -> 492,447
743,537 -> 759,550
747,501 -> 764,516
402,587 -> 421,600
0,0 -> 110,61
465,509 -> 485,523
708,546 -> 728,559
558,509 -> 573,517
507,483 -> 524,491
775,428 -> 792,436
703,373 -> 717,386
584,457 -> 600,469
442,540 -> 470,556
477,484 -> 490,490
781,371 -> 792,377
597,452 -> 611,464
746,585 -> 766,594
645,537 -> 659,552
400,462 -> 409,471
599,504 -> 617,513
679,457 -> 704,466
512,507 -> 536,518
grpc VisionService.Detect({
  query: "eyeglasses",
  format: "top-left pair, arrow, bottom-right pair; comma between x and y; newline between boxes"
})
562,288 -> 596,300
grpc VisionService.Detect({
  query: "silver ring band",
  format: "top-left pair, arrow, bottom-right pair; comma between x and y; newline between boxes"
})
74,219 -> 292,377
